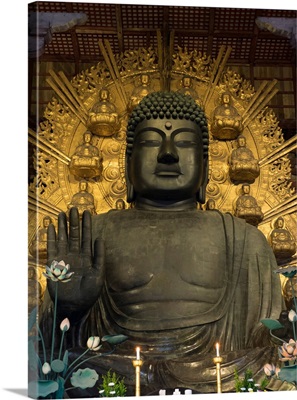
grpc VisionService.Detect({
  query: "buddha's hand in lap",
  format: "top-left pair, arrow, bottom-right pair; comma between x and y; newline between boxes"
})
47,207 -> 105,322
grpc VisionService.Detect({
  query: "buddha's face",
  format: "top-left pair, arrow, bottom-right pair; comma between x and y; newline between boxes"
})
242,184 -> 250,194
84,132 -> 92,143
100,89 -> 109,100
183,77 -> 191,88
128,119 -> 205,201
222,93 -> 230,104
238,136 -> 246,147
141,74 -> 149,85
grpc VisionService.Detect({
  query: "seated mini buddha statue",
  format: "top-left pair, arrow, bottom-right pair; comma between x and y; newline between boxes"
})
177,76 -> 203,108
67,180 -> 96,218
69,131 -> 103,179
211,91 -> 243,140
268,216 -> 296,261
229,135 -> 260,183
42,91 -> 282,396
127,73 -> 152,113
87,88 -> 119,137
29,215 -> 53,261
234,183 -> 264,226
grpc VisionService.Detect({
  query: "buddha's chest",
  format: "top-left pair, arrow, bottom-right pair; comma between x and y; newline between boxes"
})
102,211 -> 227,293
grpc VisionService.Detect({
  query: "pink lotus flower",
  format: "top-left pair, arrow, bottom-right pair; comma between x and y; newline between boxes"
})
278,339 -> 297,362
263,363 -> 280,377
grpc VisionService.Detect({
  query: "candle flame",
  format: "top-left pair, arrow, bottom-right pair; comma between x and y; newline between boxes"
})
215,342 -> 220,356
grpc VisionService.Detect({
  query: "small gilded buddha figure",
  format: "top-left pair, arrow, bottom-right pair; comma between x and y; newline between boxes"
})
115,198 -> 126,210
268,216 -> 296,261
234,183 -> 264,226
178,76 -> 203,108
69,131 -> 103,179
211,91 -> 243,140
127,73 -> 152,112
29,215 -> 53,261
205,198 -> 216,210
229,135 -> 260,183
68,180 -> 96,217
87,88 -> 119,137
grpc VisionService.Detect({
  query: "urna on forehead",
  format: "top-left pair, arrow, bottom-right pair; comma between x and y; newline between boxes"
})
126,91 -> 209,156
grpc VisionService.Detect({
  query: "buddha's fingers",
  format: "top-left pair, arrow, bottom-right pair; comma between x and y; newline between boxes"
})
81,210 -> 92,258
47,223 -> 57,261
69,207 -> 80,254
57,211 -> 68,256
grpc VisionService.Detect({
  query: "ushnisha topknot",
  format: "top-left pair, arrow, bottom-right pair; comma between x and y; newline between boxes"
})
126,91 -> 209,158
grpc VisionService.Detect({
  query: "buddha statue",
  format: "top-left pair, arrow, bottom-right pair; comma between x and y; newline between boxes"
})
42,91 -> 282,396
69,131 -> 103,179
67,180 -> 96,217
177,76 -> 203,108
114,198 -> 126,210
268,216 -> 296,261
234,183 -> 264,226
205,198 -> 216,210
211,91 -> 243,140
229,135 -> 260,183
127,73 -> 152,112
87,88 -> 119,137
29,215 -> 53,261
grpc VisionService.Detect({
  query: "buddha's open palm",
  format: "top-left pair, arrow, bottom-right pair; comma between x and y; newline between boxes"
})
47,207 -> 105,322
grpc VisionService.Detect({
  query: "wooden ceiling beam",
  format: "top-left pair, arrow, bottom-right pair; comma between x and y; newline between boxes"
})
115,5 -> 124,54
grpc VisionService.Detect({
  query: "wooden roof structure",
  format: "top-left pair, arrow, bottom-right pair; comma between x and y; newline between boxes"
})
28,2 -> 296,138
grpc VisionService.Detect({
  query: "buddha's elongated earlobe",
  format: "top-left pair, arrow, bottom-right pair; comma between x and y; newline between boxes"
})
125,157 -> 136,203
196,159 -> 209,204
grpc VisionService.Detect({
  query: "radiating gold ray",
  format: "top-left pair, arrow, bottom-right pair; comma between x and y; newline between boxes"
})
242,80 -> 278,126
28,128 -> 71,165
204,46 -> 232,109
98,40 -> 127,109
46,76 -> 87,125
259,135 -> 297,167
58,70 -> 89,116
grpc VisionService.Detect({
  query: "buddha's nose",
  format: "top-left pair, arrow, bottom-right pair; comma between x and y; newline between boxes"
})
157,139 -> 179,164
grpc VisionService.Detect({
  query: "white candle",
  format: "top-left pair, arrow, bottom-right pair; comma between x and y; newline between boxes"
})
215,342 -> 220,357
136,346 -> 140,360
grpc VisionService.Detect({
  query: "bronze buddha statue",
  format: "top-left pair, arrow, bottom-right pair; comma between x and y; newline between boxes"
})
268,216 -> 296,261
234,183 -> 264,226
67,180 -> 96,218
211,91 -> 243,140
229,134 -> 260,183
69,131 -> 103,179
42,91 -> 282,396
87,88 -> 119,137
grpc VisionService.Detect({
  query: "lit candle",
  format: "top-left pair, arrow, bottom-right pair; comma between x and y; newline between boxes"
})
215,342 -> 220,357
136,346 -> 140,360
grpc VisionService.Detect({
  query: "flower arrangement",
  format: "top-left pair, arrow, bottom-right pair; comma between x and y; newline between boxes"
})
98,370 -> 127,397
28,260 -> 128,399
261,265 -> 297,388
234,368 -> 268,392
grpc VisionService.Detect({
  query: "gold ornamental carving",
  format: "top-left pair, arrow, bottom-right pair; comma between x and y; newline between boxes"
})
28,40 -> 296,303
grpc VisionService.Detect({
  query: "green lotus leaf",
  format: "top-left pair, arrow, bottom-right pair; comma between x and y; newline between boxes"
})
260,318 -> 284,331
70,368 -> 99,389
278,364 -> 297,384
28,306 -> 38,332
28,380 -> 59,398
101,334 -> 128,344
51,359 -> 65,373
28,340 -> 41,372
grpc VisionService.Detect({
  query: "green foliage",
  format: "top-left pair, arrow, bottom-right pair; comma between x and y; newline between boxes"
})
234,368 -> 268,393
98,370 -> 127,397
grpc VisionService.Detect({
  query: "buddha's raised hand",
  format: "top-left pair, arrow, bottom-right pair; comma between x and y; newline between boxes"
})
46,207 -> 105,322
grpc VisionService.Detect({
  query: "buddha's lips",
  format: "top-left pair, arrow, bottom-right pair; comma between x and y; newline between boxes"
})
154,166 -> 181,176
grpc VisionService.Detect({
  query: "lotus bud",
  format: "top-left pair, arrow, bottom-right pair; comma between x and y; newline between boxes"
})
288,309 -> 297,322
87,336 -> 101,351
42,362 -> 51,374
60,318 -> 70,331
